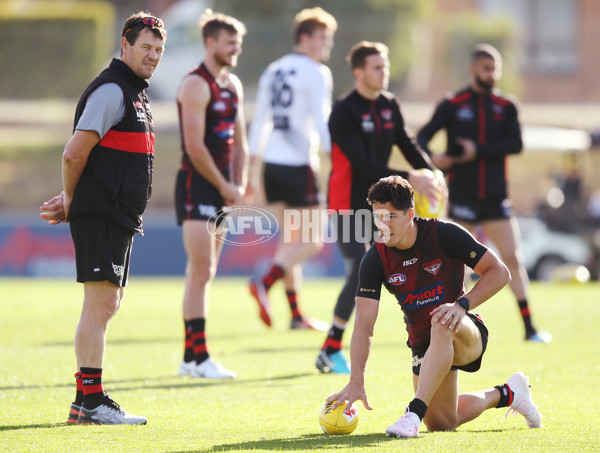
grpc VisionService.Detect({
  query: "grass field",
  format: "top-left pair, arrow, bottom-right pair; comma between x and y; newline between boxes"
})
1,277 -> 599,452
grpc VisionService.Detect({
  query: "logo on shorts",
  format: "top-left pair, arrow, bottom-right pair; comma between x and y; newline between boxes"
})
209,206 -> 279,246
112,262 -> 124,277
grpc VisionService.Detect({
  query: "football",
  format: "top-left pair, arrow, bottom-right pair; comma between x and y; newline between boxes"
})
318,401 -> 359,435
413,169 -> 445,218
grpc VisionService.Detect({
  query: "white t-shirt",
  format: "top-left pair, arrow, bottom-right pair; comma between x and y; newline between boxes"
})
248,53 -> 332,170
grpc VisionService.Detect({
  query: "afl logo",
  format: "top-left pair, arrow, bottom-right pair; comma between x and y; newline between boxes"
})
388,273 -> 406,286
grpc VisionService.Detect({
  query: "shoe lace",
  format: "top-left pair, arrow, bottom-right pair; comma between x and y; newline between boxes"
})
102,393 -> 125,414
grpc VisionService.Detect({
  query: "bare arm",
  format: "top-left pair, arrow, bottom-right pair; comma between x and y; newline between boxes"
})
40,130 -> 99,224
326,296 -> 379,411
230,75 -> 249,199
431,249 -> 510,332
177,74 -> 239,205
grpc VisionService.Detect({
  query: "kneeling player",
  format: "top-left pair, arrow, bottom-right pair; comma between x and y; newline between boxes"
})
326,175 -> 542,437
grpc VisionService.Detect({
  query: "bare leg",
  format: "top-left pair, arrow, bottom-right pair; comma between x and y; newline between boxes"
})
75,281 -> 122,368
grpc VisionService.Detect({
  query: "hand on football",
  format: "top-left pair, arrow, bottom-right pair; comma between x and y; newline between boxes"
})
326,382 -> 372,412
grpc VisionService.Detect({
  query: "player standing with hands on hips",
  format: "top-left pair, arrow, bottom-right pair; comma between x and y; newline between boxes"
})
247,7 -> 337,331
417,44 -> 551,343
39,12 -> 166,424
316,41 -> 445,374
326,175 -> 543,438
174,11 -> 248,379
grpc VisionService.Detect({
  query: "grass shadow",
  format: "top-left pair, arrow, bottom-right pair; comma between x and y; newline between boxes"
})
178,433 -> 398,452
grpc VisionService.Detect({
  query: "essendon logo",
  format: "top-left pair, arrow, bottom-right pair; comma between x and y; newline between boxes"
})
387,273 -> 406,286
381,108 -> 392,121
424,259 -> 442,275
399,282 -> 445,311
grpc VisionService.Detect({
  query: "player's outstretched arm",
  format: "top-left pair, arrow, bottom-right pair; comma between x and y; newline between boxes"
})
326,297 -> 379,411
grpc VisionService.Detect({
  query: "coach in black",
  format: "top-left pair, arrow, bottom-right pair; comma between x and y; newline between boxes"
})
40,12 -> 166,424
316,41 -> 444,374
417,43 -> 551,343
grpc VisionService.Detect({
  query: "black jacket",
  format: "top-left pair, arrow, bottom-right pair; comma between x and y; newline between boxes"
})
69,59 -> 155,234
417,86 -> 522,202
328,89 -> 431,212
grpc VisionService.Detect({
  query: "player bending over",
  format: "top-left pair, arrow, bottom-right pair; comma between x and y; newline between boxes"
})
326,175 -> 542,437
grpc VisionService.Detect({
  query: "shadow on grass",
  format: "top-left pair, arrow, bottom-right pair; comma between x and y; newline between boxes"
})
0,372 -> 315,392
179,433 -> 397,452
0,422 -> 66,431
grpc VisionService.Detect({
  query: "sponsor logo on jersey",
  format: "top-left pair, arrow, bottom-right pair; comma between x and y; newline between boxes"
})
399,282 -> 445,311
380,108 -> 392,121
359,287 -> 376,293
135,101 -> 146,122
213,100 -> 227,112
361,114 -> 375,132
457,104 -> 474,120
387,273 -> 406,286
403,258 -> 418,266
213,119 -> 235,139
423,259 -> 442,275
492,103 -> 503,113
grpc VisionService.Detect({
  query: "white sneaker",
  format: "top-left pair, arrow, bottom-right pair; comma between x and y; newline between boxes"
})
178,360 -> 196,376
77,394 -> 147,425
505,372 -> 542,428
192,358 -> 237,379
386,410 -> 421,438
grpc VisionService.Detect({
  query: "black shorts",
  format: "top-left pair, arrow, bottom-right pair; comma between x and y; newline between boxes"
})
411,312 -> 489,376
263,163 -> 319,207
448,198 -> 513,223
69,214 -> 133,287
175,170 -> 227,226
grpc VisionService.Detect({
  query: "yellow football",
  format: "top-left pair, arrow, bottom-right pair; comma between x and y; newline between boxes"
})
413,169 -> 445,218
318,401 -> 359,435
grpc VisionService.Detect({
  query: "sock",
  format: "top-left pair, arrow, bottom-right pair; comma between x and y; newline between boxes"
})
408,398 -> 428,421
286,290 -> 302,320
80,367 -> 104,409
183,320 -> 194,363
322,323 -> 345,355
494,383 -> 514,408
190,318 -> 209,364
74,372 -> 83,406
518,299 -> 535,335
262,264 -> 285,290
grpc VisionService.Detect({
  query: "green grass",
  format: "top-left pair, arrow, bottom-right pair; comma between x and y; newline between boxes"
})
1,277 -> 599,452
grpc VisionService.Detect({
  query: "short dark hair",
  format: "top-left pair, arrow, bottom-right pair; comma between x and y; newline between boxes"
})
471,43 -> 502,63
200,9 -> 246,42
346,41 -> 388,69
121,11 -> 167,45
367,175 -> 414,211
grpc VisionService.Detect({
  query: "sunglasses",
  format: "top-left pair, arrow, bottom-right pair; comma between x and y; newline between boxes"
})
123,16 -> 164,38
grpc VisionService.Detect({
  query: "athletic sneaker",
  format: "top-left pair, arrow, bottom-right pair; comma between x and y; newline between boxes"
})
290,317 -> 329,331
315,350 -> 350,374
192,358 -> 237,379
178,360 -> 196,376
249,279 -> 272,327
505,372 -> 543,428
66,402 -> 80,424
386,409 -> 421,438
526,330 -> 552,343
77,393 -> 147,425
